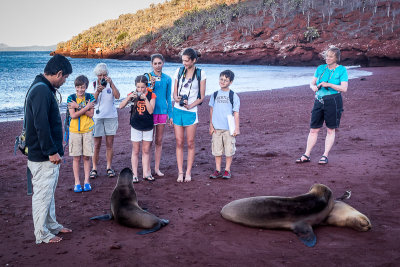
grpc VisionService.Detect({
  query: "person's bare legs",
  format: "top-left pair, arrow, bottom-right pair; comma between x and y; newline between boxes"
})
184,124 -> 197,182
322,128 -> 336,160
83,156 -> 91,184
299,128 -> 321,161
131,142 -> 140,178
215,156 -> 222,172
92,136 -> 102,171
174,125 -> 185,182
142,141 -> 152,178
105,135 -> 115,170
73,156 -> 81,185
154,124 -> 165,176
225,156 -> 233,172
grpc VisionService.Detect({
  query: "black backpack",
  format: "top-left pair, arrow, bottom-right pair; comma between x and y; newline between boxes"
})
176,66 -> 203,105
213,90 -> 235,108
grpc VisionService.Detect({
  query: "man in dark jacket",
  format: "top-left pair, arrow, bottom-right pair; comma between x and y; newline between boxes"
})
26,54 -> 73,243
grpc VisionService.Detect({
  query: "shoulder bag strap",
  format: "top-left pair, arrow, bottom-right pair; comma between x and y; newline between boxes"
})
23,82 -> 46,130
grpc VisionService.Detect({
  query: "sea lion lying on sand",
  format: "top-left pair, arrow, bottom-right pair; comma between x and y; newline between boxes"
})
220,184 -> 371,247
91,168 -> 169,234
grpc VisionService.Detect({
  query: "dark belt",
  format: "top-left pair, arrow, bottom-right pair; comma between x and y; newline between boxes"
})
315,93 -> 341,104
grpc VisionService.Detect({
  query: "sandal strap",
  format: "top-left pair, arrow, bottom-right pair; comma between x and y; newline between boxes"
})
107,169 -> 116,175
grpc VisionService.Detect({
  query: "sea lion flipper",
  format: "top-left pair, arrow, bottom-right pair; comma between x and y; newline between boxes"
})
293,222 -> 317,247
336,190 -> 352,201
136,219 -> 169,235
90,214 -> 113,221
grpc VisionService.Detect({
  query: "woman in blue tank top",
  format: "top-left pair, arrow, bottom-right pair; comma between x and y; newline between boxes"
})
296,46 -> 348,165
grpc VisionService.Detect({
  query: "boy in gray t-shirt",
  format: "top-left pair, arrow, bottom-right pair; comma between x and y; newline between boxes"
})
209,70 -> 240,179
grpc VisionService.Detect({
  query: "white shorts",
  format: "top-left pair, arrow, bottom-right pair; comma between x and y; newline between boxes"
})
131,127 -> 153,142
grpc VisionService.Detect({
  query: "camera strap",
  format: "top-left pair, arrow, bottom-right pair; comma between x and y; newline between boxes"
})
318,65 -> 336,85
178,67 -> 196,98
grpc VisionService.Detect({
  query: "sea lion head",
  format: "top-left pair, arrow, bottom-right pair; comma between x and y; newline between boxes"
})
346,208 -> 372,232
309,184 -> 332,202
350,214 -> 372,231
117,168 -> 134,186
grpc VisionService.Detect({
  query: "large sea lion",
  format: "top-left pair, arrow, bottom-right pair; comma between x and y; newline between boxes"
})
220,184 -> 335,247
91,168 -> 169,234
221,184 -> 371,247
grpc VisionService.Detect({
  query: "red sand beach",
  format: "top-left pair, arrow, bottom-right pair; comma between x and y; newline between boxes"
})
0,67 -> 399,266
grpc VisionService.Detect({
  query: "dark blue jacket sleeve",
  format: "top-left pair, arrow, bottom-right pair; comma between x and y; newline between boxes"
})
31,87 -> 58,156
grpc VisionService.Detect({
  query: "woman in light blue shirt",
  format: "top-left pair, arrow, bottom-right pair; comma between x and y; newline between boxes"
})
296,46 -> 348,165
147,54 -> 172,177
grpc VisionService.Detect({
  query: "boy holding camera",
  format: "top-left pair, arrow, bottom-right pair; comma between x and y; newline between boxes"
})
67,75 -> 95,192
209,70 -> 240,179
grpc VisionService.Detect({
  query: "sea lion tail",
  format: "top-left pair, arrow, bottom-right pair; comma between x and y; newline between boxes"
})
136,219 -> 169,235
90,214 -> 113,221
336,190 -> 351,201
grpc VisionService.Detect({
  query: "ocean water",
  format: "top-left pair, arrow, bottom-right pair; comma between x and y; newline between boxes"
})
0,51 -> 371,122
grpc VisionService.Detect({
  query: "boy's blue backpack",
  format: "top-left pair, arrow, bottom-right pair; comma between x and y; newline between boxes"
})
213,90 -> 235,108
176,66 -> 203,105
63,93 -> 92,150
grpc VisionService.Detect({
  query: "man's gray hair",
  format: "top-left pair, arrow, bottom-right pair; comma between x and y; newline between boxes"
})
93,63 -> 109,76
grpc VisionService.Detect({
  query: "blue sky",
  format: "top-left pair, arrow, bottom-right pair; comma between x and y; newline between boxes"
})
0,0 -> 166,46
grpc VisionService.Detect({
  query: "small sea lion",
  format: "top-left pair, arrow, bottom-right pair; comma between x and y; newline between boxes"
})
323,200 -> 372,231
220,184 -> 335,247
91,168 -> 169,234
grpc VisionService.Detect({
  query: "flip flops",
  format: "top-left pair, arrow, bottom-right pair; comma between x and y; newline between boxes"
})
296,154 -> 311,163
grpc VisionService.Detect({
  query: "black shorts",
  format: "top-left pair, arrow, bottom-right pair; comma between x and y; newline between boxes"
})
310,94 -> 343,129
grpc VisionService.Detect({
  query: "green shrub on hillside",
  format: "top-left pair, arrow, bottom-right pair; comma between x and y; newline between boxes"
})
304,26 -> 320,42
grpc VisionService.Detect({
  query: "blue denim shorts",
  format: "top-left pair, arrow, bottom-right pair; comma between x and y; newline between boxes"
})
173,108 -> 198,127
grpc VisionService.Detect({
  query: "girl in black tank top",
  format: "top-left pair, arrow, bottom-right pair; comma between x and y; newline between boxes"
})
119,75 -> 157,182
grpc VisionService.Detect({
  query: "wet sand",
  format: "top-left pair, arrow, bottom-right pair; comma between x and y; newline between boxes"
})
0,67 -> 399,266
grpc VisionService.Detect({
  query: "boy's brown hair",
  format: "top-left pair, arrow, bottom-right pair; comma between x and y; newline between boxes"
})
74,75 -> 89,88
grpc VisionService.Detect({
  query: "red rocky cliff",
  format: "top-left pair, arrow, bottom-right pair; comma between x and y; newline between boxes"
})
54,2 -> 400,67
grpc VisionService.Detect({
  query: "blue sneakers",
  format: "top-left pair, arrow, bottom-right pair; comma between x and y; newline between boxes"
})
83,183 -> 92,192
74,184 -> 83,193
74,183 -> 92,192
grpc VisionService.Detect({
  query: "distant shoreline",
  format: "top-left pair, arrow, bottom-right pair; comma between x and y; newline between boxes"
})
0,44 -> 56,52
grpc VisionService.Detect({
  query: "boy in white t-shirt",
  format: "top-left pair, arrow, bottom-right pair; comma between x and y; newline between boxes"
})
209,70 -> 240,179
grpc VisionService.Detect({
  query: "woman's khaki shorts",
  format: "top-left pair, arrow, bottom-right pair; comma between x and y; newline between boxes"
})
69,132 -> 94,156
212,129 -> 236,157
93,117 -> 118,137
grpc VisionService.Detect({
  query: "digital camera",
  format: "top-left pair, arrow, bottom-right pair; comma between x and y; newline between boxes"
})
179,95 -> 188,107
100,78 -> 107,87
